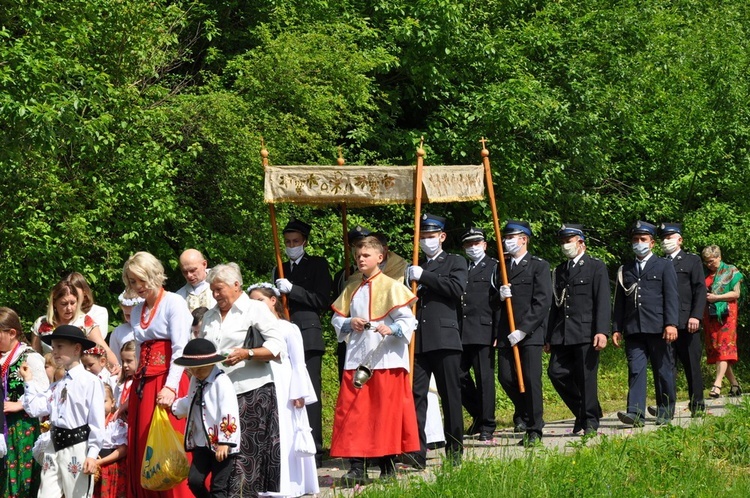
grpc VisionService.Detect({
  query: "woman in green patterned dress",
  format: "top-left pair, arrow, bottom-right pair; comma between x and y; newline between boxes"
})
0,307 -> 49,497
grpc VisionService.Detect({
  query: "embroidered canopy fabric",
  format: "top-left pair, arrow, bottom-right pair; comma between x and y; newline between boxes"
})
264,164 -> 485,205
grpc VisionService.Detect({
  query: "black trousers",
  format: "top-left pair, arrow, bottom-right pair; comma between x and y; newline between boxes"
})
460,344 -> 496,432
187,447 -> 235,498
547,342 -> 602,430
498,345 -> 544,436
413,350 -> 463,460
672,327 -> 705,411
305,350 -> 324,457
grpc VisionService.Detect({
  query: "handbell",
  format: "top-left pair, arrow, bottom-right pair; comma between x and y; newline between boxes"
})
353,364 -> 373,389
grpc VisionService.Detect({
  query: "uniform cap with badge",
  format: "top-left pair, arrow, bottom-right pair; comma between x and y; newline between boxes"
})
461,227 -> 486,244
420,213 -> 446,233
502,220 -> 532,237
658,223 -> 682,238
557,223 -> 585,240
629,220 -> 657,238
283,219 -> 312,239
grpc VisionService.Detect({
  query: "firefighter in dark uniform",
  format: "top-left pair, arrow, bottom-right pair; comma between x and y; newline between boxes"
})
546,224 -> 611,435
407,213 -> 467,467
493,220 -> 552,446
459,227 -> 498,442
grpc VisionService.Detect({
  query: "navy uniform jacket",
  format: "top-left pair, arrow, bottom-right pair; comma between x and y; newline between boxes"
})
547,253 -> 611,346
493,252 -> 553,348
671,250 -> 707,329
415,251 -> 468,354
274,254 -> 332,352
612,256 -> 679,335
460,256 -> 498,346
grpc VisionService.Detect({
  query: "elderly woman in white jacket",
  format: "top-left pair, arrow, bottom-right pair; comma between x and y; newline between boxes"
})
200,263 -> 286,497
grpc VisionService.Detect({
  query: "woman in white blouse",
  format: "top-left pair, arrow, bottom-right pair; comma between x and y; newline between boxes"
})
201,264 -> 285,497
122,251 -> 192,498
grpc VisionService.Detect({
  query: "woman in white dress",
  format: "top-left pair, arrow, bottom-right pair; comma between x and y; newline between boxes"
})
248,283 -> 319,497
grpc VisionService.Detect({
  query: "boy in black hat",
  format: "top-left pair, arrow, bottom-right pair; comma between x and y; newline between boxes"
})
613,221 -> 679,426
21,324 -> 105,498
172,338 -> 241,498
459,227 -> 498,441
273,218 -> 332,463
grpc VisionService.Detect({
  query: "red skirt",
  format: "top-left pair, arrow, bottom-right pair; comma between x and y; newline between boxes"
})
96,457 -> 127,498
330,368 -> 419,458
127,340 -> 191,498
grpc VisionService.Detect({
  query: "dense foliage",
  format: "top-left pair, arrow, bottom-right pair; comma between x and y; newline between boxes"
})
2,0 -> 749,331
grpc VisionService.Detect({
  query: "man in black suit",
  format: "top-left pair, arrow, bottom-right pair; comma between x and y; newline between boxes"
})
656,222 -> 707,416
274,219 -> 332,462
459,227 -> 498,442
546,224 -> 611,435
407,213 -> 468,466
494,220 -> 552,446
613,221 -> 679,427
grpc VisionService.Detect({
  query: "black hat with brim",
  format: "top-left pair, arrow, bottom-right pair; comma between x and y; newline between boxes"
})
41,324 -> 97,351
283,219 -> 312,239
174,338 -> 227,368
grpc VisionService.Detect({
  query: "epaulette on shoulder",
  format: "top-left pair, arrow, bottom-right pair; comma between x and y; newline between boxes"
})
531,255 -> 545,261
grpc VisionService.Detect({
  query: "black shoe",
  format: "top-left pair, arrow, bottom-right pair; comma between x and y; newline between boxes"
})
339,468 -> 370,487
477,430 -> 494,442
399,452 -> 426,470
730,384 -> 743,397
646,405 -> 657,417
517,432 -> 541,447
583,427 -> 598,436
513,421 -> 527,433
617,411 -> 645,428
572,420 -> 583,435
691,405 -> 707,418
655,417 -> 672,426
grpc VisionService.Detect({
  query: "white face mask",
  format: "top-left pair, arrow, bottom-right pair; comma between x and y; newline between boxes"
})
632,242 -> 651,258
503,237 -> 521,256
420,237 -> 441,258
285,245 -> 305,261
464,246 -> 485,262
561,241 -> 578,259
660,238 -> 678,254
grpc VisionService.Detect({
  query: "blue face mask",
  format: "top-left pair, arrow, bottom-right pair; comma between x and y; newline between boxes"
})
632,242 -> 651,258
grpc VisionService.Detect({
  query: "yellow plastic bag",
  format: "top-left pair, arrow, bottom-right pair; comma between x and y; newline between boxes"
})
141,406 -> 190,491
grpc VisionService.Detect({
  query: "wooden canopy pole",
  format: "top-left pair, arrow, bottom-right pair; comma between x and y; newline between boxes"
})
409,137 -> 426,385
480,138 -> 525,393
338,147 -> 352,279
261,140 -> 290,320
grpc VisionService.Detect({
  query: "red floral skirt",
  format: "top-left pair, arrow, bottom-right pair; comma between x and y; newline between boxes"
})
96,457 -> 127,498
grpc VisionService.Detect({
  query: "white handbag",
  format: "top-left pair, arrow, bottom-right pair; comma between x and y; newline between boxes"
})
292,406 -> 316,458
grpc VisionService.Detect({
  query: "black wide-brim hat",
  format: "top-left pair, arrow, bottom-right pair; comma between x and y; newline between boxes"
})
41,324 -> 97,351
174,338 -> 227,367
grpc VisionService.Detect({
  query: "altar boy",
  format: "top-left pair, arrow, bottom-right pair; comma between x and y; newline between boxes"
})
21,325 -> 105,498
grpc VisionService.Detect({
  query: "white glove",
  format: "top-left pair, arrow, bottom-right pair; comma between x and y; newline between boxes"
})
508,330 -> 527,347
275,278 -> 293,294
408,266 -> 424,282
499,284 -> 512,301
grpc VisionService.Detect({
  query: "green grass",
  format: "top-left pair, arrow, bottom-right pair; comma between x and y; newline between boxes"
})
352,398 -> 750,497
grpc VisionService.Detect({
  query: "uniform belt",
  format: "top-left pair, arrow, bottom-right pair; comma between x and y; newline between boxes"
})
51,424 -> 90,451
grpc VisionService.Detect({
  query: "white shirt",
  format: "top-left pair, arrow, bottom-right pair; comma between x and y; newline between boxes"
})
87,304 -> 109,336
636,252 -> 654,272
332,280 -> 417,371
201,293 -> 286,394
102,417 -> 128,450
172,367 -> 241,454
108,323 -> 135,365
130,291 -> 192,389
23,363 -> 105,459
176,280 -> 217,311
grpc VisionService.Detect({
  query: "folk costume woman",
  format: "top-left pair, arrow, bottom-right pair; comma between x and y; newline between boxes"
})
330,236 -> 419,486
702,245 -> 744,398
0,307 -> 48,497
122,251 -> 192,498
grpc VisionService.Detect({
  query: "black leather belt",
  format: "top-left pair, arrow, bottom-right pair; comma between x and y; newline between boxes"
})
51,424 -> 90,451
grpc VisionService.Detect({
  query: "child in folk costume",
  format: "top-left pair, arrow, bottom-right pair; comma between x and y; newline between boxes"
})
21,325 -> 105,498
82,346 -> 116,390
115,341 -> 136,410
330,236 -> 420,486
172,338 -> 241,498
95,384 -> 128,498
